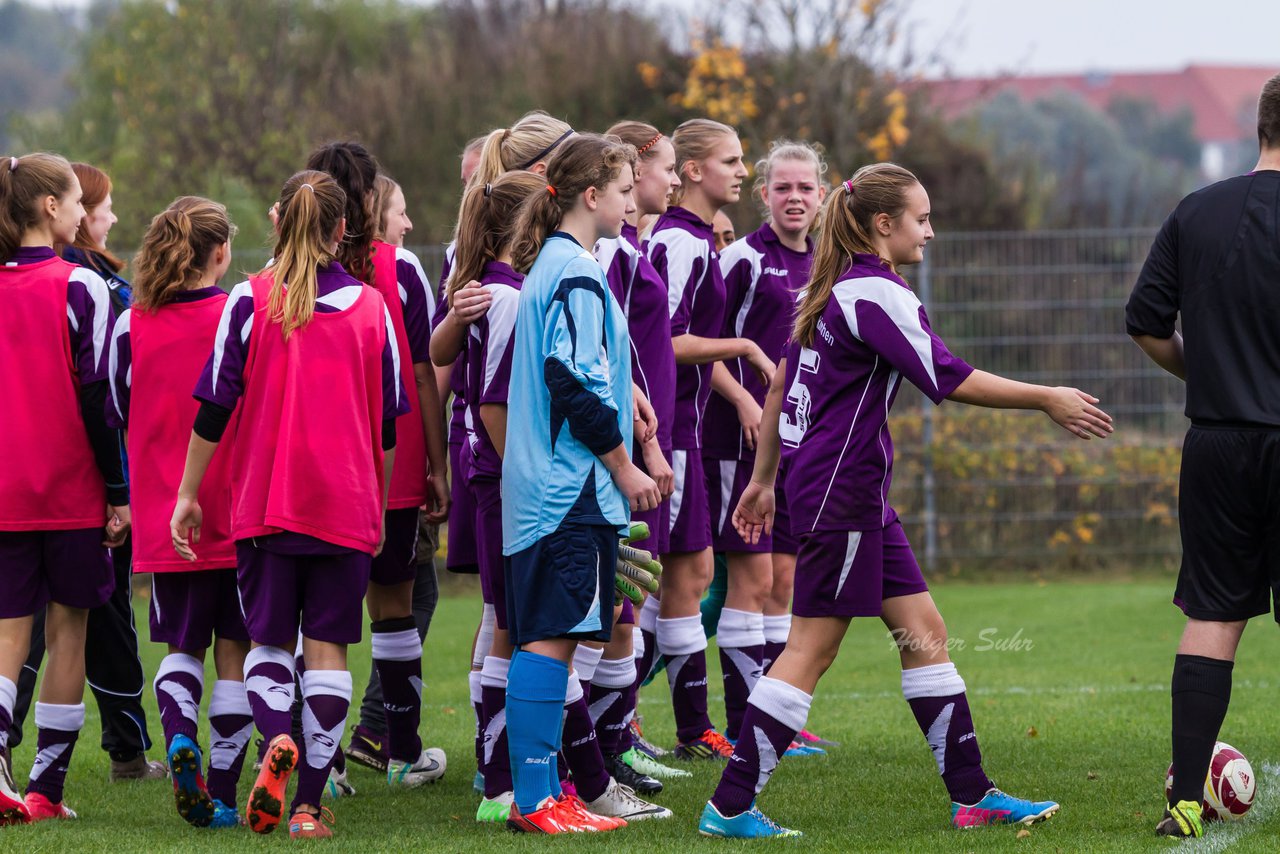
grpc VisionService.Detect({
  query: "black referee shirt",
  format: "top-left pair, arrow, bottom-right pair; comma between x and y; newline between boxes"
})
1126,170 -> 1280,425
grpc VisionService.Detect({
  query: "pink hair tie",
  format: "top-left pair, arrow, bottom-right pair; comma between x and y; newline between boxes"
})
843,179 -> 855,195
8,157 -> 16,173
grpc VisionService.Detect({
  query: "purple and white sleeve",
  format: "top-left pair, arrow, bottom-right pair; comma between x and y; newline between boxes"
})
381,303 -> 411,421
479,285 -> 520,405
106,308 -> 132,428
397,248 -> 435,364
66,267 -> 115,383
834,277 -> 973,404
193,281 -> 255,409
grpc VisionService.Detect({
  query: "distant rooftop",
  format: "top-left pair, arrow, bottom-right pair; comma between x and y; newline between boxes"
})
921,64 -> 1276,142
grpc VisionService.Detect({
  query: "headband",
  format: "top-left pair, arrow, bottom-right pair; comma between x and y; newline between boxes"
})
842,179 -> 855,196
516,129 -> 574,170
546,185 -> 557,197
8,157 -> 16,173
636,133 -> 663,156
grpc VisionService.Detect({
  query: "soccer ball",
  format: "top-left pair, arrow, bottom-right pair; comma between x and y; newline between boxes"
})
1163,741 -> 1256,821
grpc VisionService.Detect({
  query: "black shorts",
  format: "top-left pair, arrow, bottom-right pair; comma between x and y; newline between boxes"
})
504,523 -> 617,646
1176,425 -> 1280,622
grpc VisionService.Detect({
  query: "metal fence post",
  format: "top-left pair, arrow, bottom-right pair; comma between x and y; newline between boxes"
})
918,251 -> 938,573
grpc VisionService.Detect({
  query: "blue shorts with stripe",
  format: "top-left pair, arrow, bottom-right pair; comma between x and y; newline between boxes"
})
504,522 -> 617,646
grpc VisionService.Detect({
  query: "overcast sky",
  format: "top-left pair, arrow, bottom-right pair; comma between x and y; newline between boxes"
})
28,0 -> 1280,78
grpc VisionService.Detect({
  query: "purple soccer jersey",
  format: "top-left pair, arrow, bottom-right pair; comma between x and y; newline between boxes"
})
7,246 -> 115,384
194,262 -> 409,423
646,206 -> 723,450
394,246 -> 437,365
462,260 -> 523,482
704,224 -> 812,460
433,240 -> 469,448
595,222 -> 677,452
779,254 -> 974,533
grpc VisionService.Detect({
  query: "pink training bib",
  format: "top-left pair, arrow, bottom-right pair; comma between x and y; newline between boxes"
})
229,273 -> 388,554
129,296 -> 237,572
0,256 -> 106,530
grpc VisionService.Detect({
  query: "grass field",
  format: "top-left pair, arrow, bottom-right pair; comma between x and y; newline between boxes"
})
7,576 -> 1280,853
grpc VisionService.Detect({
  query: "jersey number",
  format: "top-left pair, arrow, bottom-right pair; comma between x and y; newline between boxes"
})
778,347 -> 820,448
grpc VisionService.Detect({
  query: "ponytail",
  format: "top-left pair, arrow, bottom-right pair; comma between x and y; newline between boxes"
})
305,141 -> 379,285
0,152 -> 74,262
132,196 -> 236,311
792,163 -> 919,348
265,171 -> 347,339
469,111 -> 574,189
447,170 -> 544,301
508,134 -> 637,273
669,118 -> 737,207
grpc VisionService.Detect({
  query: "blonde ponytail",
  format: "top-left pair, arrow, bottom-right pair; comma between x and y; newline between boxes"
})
265,171 -> 346,339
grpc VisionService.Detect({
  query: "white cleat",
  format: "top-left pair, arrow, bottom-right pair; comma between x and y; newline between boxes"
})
584,778 -> 673,821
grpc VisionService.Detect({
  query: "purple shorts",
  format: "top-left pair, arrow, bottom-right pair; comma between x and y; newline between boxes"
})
772,468 -> 798,555
706,455 -> 771,553
0,528 -> 114,617
446,441 -> 479,573
630,442 -> 671,555
369,507 -> 420,586
470,476 -> 508,630
792,520 -> 929,619
667,449 -> 711,554
150,568 -> 250,650
618,597 -> 635,625
235,539 -> 371,647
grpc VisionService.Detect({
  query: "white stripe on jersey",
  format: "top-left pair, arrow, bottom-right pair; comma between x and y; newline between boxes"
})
382,302 -> 402,408
812,355 -> 879,531
107,308 -> 132,423
396,246 -> 436,320
718,237 -> 765,338
315,284 -> 363,311
835,531 -> 863,599
648,227 -> 705,320
482,285 -> 520,397
210,280 -> 253,396
832,276 -> 937,393
70,266 -> 112,371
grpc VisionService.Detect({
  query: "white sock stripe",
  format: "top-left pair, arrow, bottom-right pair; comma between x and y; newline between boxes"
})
468,670 -> 484,704
0,675 -> 16,714
474,606 -> 497,670
572,645 -> 605,682
208,680 -> 252,717
747,676 -> 812,733
901,662 -> 966,700
301,669 -> 353,700
638,595 -> 661,633
245,644 -> 296,677
631,625 -> 646,659
657,614 -> 707,656
480,655 -> 510,688
762,614 -> 792,644
33,702 -> 86,732
371,627 -> 423,662
592,656 -> 636,688
717,608 -> 766,648
157,652 -> 205,683
565,670 -> 584,704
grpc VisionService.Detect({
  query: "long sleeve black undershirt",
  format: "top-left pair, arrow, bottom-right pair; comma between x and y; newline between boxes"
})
81,380 -> 128,505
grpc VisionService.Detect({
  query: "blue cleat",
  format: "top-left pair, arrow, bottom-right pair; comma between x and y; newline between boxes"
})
951,788 -> 1060,828
473,771 -> 485,794
208,798 -> 242,828
725,736 -> 824,758
168,733 -> 215,827
698,801 -> 802,838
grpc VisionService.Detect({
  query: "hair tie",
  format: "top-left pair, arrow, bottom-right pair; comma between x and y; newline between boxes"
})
8,157 -> 16,173
546,185 -> 557,197
483,183 -> 492,198
300,183 -> 315,193
843,179 -> 855,196
517,129 -> 575,171
637,133 -> 663,156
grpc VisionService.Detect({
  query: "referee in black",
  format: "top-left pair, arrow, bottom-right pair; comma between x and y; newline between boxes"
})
1126,71 -> 1280,839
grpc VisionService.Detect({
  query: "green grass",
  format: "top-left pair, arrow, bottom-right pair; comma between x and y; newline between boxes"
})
8,577 -> 1280,852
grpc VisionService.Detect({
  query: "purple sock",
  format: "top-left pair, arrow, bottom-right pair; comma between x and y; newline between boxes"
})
902,663 -> 993,805
154,653 -> 204,745
588,656 -> 636,757
480,656 -> 513,797
244,646 -> 296,742
0,676 -> 16,752
206,679 -> 252,807
561,676 -> 610,802
371,619 -> 423,763
717,609 -> 765,742
26,702 -> 85,803
635,597 -> 659,685
292,669 -> 351,812
711,677 -> 811,818
660,615 -> 714,741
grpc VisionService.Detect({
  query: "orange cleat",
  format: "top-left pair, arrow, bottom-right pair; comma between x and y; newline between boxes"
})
245,734 -> 297,834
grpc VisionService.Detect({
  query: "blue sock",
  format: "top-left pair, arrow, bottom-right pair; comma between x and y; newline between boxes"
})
506,650 -> 569,813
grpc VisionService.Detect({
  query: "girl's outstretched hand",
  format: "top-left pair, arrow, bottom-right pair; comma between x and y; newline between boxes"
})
1044,387 -> 1114,439
732,480 -> 775,545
